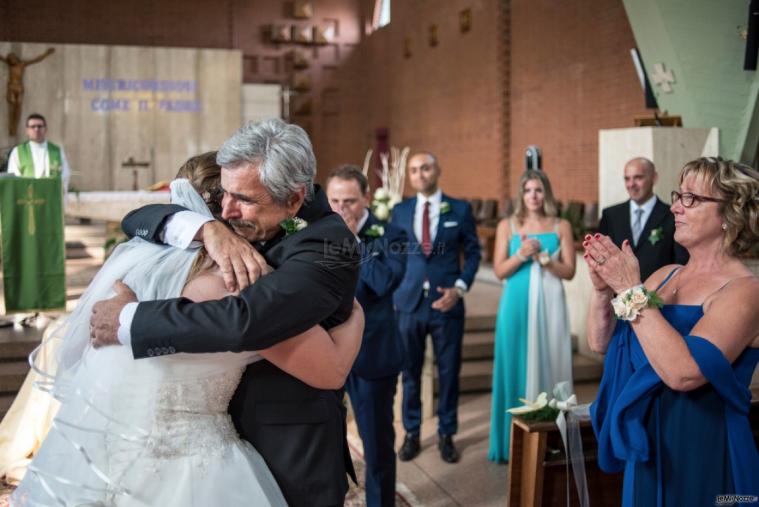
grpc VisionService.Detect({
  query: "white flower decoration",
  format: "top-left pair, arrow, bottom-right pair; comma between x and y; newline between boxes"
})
374,187 -> 389,200
611,297 -> 631,320
508,392 -> 548,415
630,287 -> 648,307
374,202 -> 390,221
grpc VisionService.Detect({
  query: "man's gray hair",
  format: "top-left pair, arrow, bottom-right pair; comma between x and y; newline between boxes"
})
217,119 -> 316,204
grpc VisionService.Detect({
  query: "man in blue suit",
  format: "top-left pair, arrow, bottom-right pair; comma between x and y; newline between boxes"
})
392,152 -> 481,463
327,166 -> 407,507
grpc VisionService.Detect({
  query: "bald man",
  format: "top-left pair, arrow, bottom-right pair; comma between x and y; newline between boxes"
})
598,157 -> 688,281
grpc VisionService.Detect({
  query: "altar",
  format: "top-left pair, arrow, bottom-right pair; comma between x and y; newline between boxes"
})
65,190 -> 170,222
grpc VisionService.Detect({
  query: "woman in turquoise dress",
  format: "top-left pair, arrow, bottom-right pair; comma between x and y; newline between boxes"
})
586,157 -> 759,505
488,170 -> 576,463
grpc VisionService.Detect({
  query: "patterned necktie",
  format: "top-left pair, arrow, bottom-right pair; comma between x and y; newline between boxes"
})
632,208 -> 644,246
422,201 -> 432,256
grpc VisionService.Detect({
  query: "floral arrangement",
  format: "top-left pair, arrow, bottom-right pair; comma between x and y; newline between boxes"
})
508,389 -> 581,422
363,146 -> 409,222
508,393 -> 560,422
611,285 -> 663,321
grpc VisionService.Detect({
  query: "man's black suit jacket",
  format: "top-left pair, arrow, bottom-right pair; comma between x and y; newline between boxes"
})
598,198 -> 689,281
121,186 -> 359,507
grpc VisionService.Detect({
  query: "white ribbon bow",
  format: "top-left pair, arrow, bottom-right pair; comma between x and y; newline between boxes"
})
551,382 -> 590,507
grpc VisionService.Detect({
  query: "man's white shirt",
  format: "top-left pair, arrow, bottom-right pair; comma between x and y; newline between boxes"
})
629,194 -> 657,232
8,141 -> 71,193
117,210 -> 211,346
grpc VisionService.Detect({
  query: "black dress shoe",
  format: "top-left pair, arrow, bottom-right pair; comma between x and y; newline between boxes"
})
438,435 -> 459,463
398,434 -> 421,462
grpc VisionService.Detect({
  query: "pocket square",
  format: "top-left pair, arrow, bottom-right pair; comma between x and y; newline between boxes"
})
443,221 -> 459,228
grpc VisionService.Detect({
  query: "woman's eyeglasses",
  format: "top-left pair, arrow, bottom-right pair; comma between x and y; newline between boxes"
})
670,190 -> 723,208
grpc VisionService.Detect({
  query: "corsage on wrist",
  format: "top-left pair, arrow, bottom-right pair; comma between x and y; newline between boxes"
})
537,250 -> 551,266
611,285 -> 663,321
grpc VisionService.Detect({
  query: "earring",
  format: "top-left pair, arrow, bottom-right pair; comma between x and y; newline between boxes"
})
721,223 -> 727,231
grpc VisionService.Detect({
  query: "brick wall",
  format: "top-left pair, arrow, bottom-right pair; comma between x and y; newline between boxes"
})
316,0 -> 507,200
509,0 -> 652,204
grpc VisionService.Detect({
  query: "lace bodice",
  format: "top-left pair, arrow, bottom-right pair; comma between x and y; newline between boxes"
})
144,366 -> 245,462
154,365 -> 245,414
99,353 -> 258,490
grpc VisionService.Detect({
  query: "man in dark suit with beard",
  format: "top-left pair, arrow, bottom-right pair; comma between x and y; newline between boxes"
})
89,119 -> 359,507
327,165 -> 406,507
598,157 -> 688,281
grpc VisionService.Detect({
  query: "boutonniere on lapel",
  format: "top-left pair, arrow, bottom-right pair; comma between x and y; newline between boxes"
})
364,224 -> 385,238
280,217 -> 308,236
648,227 -> 663,245
440,201 -> 451,215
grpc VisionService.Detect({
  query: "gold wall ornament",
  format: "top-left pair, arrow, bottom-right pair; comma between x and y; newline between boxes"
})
292,0 -> 313,19
286,50 -> 310,69
291,71 -> 311,92
313,24 -> 336,44
291,25 -> 313,44
267,25 -> 292,43
429,25 -> 439,47
16,184 -> 46,236
460,8 -> 472,33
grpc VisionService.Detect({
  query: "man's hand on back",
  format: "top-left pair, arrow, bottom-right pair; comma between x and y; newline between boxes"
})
91,280 -> 136,348
200,221 -> 272,292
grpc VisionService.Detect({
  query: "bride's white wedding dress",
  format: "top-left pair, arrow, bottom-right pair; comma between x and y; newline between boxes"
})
11,180 -> 287,506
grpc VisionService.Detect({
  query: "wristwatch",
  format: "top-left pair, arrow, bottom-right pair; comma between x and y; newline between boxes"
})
455,286 -> 466,298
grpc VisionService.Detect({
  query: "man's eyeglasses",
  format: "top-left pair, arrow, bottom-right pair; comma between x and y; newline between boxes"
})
670,190 -> 723,208
27,124 -> 46,130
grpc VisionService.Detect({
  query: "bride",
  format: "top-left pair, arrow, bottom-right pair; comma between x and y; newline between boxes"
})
10,153 -> 363,506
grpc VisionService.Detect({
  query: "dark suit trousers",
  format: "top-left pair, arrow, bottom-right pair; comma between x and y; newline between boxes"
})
398,304 -> 464,437
345,372 -> 397,507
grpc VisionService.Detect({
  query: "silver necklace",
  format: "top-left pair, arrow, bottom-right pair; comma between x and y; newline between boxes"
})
670,269 -> 685,295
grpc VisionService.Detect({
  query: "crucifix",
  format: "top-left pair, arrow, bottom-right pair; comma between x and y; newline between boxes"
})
121,156 -> 151,191
16,184 -> 46,235
651,63 -> 676,93
0,48 -> 55,137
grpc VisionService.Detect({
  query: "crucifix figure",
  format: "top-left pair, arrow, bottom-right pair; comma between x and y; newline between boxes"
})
651,63 -> 676,94
16,184 -> 46,236
0,48 -> 55,137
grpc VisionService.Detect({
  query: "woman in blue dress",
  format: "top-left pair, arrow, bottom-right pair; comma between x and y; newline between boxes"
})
586,157 -> 759,506
488,169 -> 576,463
